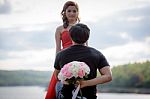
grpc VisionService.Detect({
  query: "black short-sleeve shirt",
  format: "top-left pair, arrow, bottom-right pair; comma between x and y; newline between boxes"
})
54,45 -> 110,98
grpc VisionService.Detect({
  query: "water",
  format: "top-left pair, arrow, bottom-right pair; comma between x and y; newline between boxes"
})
0,86 -> 150,99
98,93 -> 150,99
0,86 -> 45,99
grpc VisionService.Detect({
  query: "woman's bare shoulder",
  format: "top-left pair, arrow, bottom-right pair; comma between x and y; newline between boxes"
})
56,25 -> 64,31
56,25 -> 66,34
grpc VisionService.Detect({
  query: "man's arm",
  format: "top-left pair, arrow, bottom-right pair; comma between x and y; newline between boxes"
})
80,66 -> 112,88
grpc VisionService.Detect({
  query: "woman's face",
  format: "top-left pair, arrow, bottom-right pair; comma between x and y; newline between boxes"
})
65,6 -> 78,22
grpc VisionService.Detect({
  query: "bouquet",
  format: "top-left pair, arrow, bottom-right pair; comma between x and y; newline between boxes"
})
58,61 -> 90,84
58,61 -> 90,99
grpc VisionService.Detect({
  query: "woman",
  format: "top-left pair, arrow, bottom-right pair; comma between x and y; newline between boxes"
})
45,1 -> 83,99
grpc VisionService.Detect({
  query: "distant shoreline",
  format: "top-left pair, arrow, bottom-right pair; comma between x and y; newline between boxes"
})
0,85 -> 150,94
98,87 -> 150,94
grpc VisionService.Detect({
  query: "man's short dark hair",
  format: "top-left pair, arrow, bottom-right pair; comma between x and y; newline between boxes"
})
69,23 -> 90,44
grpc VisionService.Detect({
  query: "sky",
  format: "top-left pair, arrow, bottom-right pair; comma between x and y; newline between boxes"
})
0,0 -> 150,71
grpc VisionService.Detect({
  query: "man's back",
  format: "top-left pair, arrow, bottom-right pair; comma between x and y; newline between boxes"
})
54,45 -> 109,98
55,45 -> 109,74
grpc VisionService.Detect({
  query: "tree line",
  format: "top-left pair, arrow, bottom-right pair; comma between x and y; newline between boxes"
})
0,61 -> 150,89
0,70 -> 51,87
102,60 -> 150,88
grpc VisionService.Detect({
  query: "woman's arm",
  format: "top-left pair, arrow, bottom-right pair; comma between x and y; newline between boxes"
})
55,26 -> 62,54
54,69 -> 60,80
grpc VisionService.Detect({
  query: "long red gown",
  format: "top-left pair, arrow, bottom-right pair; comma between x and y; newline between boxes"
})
45,30 -> 72,99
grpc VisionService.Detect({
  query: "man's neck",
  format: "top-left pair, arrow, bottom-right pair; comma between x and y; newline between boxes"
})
72,42 -> 85,46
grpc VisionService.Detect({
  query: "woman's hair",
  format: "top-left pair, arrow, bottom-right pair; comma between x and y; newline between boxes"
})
61,1 -> 80,28
69,23 -> 90,44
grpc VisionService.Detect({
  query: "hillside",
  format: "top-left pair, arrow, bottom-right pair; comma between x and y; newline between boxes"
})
97,61 -> 150,93
0,61 -> 150,93
0,70 -> 52,87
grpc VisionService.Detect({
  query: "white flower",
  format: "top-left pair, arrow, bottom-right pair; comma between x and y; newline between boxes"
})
58,61 -> 90,84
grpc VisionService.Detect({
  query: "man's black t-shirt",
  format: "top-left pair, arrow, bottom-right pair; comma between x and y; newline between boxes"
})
54,45 -> 110,99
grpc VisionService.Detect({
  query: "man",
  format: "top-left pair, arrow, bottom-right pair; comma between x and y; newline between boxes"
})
54,23 -> 112,99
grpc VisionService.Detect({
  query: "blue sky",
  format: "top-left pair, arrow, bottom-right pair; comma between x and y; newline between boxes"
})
0,0 -> 150,71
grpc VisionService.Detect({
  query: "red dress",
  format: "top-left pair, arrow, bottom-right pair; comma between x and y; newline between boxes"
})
45,30 -> 72,99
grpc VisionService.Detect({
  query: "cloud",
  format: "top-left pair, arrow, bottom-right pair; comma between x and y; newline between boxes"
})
0,0 -> 150,70
0,48 -> 55,71
0,23 -> 57,51
0,0 -> 11,14
78,0 -> 150,22
88,5 -> 150,49
0,0 -> 63,29
1,39 -> 149,71
102,38 -> 150,66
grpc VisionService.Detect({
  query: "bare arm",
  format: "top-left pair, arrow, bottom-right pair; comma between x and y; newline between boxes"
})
55,26 -> 62,54
54,69 -> 60,80
80,66 -> 112,88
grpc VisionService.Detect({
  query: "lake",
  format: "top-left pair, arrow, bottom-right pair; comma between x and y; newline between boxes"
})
0,86 -> 150,99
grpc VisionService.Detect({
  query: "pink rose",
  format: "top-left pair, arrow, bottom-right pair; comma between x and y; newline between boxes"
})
78,69 -> 85,78
63,71 -> 72,79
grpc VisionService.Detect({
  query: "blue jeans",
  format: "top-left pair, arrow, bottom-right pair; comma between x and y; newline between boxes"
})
55,81 -> 63,99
